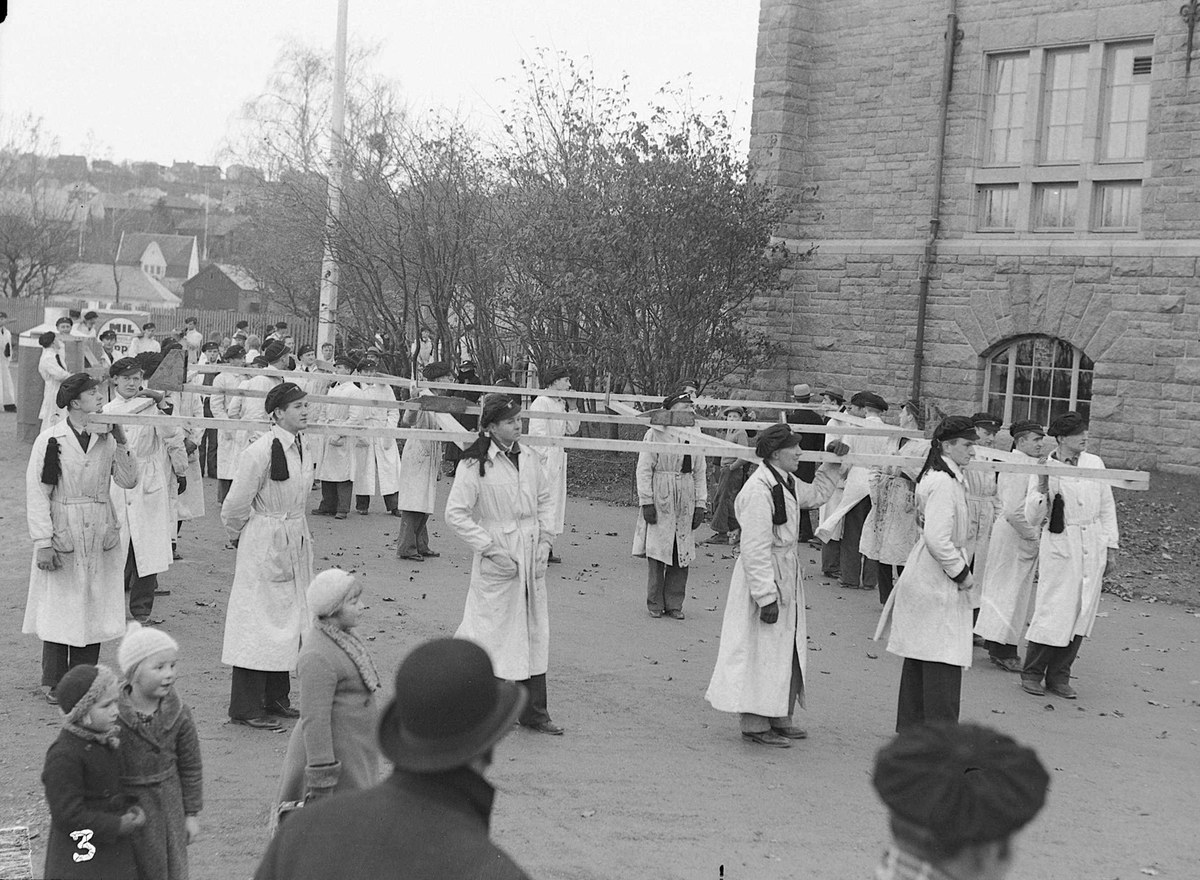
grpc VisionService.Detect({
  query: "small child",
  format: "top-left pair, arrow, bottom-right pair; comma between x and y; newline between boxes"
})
42,663 -> 144,880
116,622 -> 204,880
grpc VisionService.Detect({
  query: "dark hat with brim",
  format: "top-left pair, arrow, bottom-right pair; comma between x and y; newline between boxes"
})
262,339 -> 291,364
479,393 -> 521,429
265,381 -> 307,414
541,365 -> 571,386
378,638 -> 527,773
56,372 -> 100,410
661,392 -> 693,411
334,355 -> 358,369
723,404 -> 746,417
201,341 -> 221,352
971,411 -> 1004,430
755,422 -> 802,459
109,357 -> 143,378
933,415 -> 979,444
851,390 -> 889,412
296,344 -> 315,357
1008,419 -> 1045,439
820,386 -> 846,403
223,345 -> 246,361
1048,411 -> 1087,437
134,351 -> 162,377
423,360 -> 452,380
873,722 -> 1049,851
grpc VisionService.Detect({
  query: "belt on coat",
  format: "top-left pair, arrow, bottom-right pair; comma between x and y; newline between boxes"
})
255,511 -> 306,522
479,516 -> 538,530
55,495 -> 110,505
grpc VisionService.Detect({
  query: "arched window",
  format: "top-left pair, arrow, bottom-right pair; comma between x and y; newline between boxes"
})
983,336 -> 1093,427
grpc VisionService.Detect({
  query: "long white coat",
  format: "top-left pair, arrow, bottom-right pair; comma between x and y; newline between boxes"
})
173,384 -> 205,521
351,383 -> 401,496
1023,452 -> 1118,647
875,460 -> 975,668
816,414 -> 890,542
23,421 -> 139,646
447,443 -> 556,681
105,395 -> 187,578
300,366 -> 332,473
221,426 -> 315,671
315,379 -> 359,483
705,463 -> 841,716
0,327 -> 15,407
632,428 -> 708,566
963,450 -> 1003,605
974,451 -> 1042,645
39,345 -> 71,431
241,372 -> 282,443
527,394 -> 579,533
211,371 -> 246,480
395,391 -> 440,513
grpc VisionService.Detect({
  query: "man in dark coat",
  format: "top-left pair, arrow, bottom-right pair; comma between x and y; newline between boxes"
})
255,638 -> 534,880
785,383 -> 827,541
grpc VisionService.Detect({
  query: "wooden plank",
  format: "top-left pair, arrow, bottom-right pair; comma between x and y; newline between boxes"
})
0,826 -> 33,880
649,410 -> 697,427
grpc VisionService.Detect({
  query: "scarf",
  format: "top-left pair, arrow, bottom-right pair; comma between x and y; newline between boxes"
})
64,720 -> 120,749
764,463 -> 795,526
316,620 -> 381,693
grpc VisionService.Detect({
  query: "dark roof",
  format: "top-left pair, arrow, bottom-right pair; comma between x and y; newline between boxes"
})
116,233 -> 197,277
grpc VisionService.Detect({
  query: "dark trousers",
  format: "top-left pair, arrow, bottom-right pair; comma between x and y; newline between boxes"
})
647,545 -> 689,614
229,666 -> 292,720
877,564 -> 903,605
709,466 -> 745,534
840,497 -> 877,588
41,642 -> 101,690
516,673 -> 552,726
199,428 -> 218,477
798,509 -> 815,543
125,544 -> 158,622
318,480 -> 353,515
896,658 -> 962,732
217,478 -> 233,505
356,491 -> 398,513
821,539 -> 841,577
986,639 -> 1019,660
396,510 -> 431,557
1023,635 -> 1084,688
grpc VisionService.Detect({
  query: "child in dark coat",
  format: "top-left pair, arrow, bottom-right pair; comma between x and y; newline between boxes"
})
117,622 -> 204,880
42,663 -> 146,880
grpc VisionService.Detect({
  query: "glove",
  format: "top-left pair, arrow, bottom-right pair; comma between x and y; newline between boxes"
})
826,441 -> 850,456
118,806 -> 146,835
184,439 -> 198,456
36,547 -> 61,572
642,504 -> 658,525
329,437 -> 345,447
535,543 -> 551,579
110,423 -> 127,446
759,601 -> 779,624
691,507 -> 705,530
177,476 -> 187,494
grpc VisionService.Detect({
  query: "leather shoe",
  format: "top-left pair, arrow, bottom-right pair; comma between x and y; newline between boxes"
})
705,533 -> 731,545
419,550 -> 441,558
231,716 -> 282,730
387,509 -> 403,518
1020,679 -> 1045,696
334,513 -> 348,520
399,554 -> 425,562
1047,683 -> 1077,700
665,609 -> 685,620
547,552 -> 562,564
523,720 -> 565,736
267,703 -> 300,718
771,726 -> 808,740
310,508 -> 334,516
356,510 -> 369,516
648,609 -> 664,618
990,655 -> 1024,674
44,688 -> 58,705
742,730 -> 791,748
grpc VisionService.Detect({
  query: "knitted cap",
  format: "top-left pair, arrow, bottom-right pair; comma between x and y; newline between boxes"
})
117,621 -> 179,676
308,568 -> 359,620
58,664 -> 118,722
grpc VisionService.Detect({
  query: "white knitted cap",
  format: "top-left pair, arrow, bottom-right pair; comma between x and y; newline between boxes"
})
117,621 -> 179,676
308,568 -> 359,620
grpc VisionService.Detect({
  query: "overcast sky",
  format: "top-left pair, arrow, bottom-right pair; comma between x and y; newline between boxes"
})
0,0 -> 760,167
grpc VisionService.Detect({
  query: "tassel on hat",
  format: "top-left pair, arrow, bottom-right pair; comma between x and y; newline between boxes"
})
1049,493 -> 1065,534
41,437 -> 61,486
270,438 -> 289,481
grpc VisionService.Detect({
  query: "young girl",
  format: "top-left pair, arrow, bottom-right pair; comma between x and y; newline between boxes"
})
42,663 -> 144,879
276,569 -> 381,822
117,622 -> 203,880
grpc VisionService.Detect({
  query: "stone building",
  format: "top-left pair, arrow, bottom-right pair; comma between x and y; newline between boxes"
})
750,0 -> 1200,473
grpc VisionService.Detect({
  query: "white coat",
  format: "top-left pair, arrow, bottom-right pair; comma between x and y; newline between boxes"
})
173,384 -> 205,521
23,421 -> 139,646
105,395 -> 187,578
395,391 -> 440,513
875,460 -> 975,668
963,450 -> 1003,604
705,463 -> 841,717
38,345 -> 71,431
221,426 -> 315,671
447,443 -> 556,681
241,372 -> 282,443
315,379 -> 359,483
632,428 -> 708,567
300,367 -> 332,473
1023,452 -> 1118,647
0,327 -> 16,407
816,414 -> 890,542
527,394 -> 579,533
351,383 -> 401,497
212,371 -> 246,480
974,450 -> 1042,646
860,439 -> 930,566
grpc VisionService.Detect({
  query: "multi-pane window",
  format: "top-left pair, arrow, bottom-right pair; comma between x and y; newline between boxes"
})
1103,42 -> 1152,160
985,336 -> 1094,427
977,39 -> 1152,234
986,54 -> 1028,164
1041,48 -> 1089,163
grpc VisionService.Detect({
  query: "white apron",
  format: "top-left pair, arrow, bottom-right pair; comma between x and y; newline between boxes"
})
527,394 -> 579,533
212,371 -> 247,480
631,428 -> 707,566
974,451 -> 1042,645
315,380 -> 359,483
351,383 -> 401,496
396,397 -> 440,513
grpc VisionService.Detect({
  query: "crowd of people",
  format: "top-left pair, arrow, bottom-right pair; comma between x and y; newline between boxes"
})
20,324 -> 1117,877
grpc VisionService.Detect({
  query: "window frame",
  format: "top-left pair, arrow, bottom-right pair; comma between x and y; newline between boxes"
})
983,335 -> 1094,427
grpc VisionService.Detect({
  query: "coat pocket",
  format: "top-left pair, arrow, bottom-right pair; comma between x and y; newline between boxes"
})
266,532 -> 296,582
51,530 -> 75,554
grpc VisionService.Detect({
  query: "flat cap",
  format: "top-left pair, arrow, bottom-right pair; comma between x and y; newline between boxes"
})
933,415 -> 978,444
1047,411 -> 1087,437
851,390 -> 889,412
56,372 -> 100,410
792,383 -> 812,399
971,411 -> 1003,430
1008,419 -> 1045,438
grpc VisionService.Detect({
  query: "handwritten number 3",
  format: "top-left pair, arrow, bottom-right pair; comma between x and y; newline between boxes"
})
70,829 -> 96,862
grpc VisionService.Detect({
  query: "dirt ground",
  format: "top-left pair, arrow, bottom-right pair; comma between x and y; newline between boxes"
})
2,419 -> 1198,880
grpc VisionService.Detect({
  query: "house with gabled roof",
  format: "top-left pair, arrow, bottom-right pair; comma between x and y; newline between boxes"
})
181,261 -> 264,312
116,232 -> 199,295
